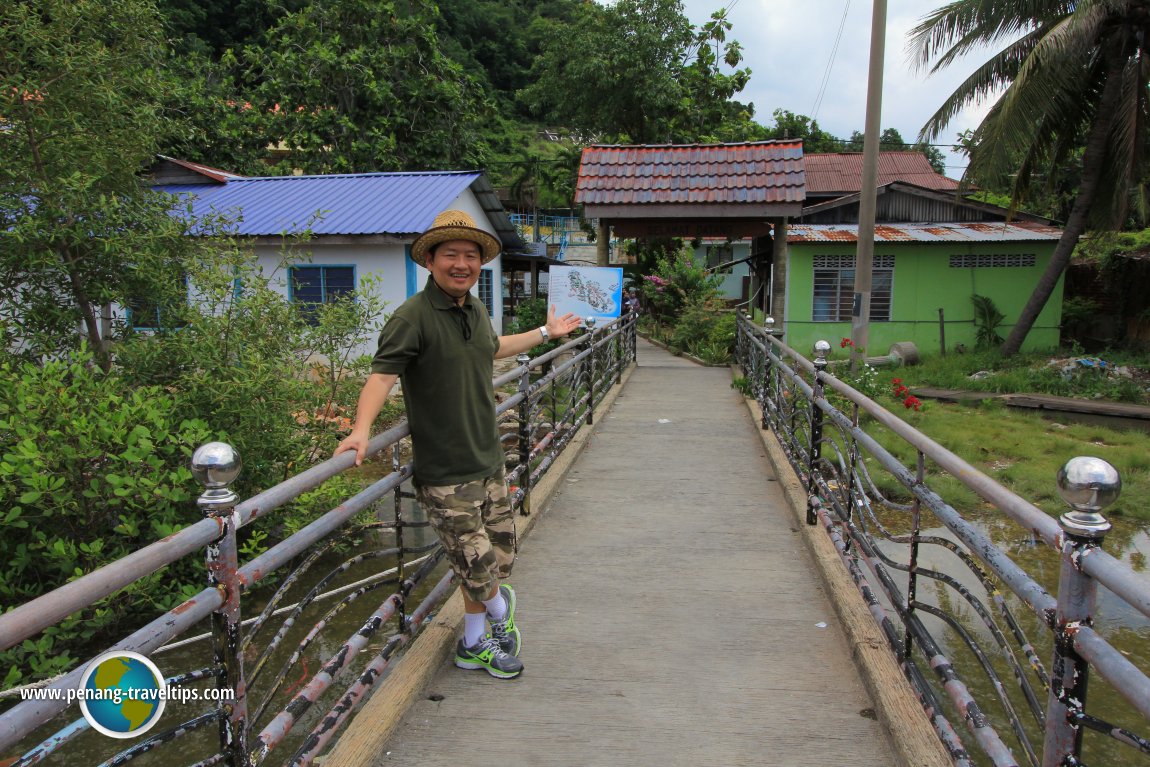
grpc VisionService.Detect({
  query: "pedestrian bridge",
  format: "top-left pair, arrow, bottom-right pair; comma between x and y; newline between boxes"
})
328,338 -> 907,766
1,316 -> 1147,767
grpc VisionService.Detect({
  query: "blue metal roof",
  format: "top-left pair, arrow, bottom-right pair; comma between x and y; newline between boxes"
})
155,171 -> 483,237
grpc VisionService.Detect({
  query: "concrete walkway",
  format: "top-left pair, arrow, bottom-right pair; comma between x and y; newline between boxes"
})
371,339 -> 895,766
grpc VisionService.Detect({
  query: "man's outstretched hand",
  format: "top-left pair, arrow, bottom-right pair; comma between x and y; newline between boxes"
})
546,305 -> 582,340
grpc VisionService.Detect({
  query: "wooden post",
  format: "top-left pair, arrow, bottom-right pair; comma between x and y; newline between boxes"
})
938,307 -> 946,356
596,221 -> 609,267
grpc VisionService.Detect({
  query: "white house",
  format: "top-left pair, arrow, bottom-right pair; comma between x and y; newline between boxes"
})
150,157 -> 529,359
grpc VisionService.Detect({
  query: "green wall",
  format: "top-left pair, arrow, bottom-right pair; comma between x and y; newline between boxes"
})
783,241 -> 1064,358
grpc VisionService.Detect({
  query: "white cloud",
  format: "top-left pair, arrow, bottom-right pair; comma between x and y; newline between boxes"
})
680,0 -> 1008,178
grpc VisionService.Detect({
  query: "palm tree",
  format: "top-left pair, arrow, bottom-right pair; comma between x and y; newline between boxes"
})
911,1 -> 1150,355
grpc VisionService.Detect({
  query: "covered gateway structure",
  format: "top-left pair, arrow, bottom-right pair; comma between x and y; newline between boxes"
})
575,140 -> 806,317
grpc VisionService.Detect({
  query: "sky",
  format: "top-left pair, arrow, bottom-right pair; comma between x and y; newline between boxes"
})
678,0 -> 1005,180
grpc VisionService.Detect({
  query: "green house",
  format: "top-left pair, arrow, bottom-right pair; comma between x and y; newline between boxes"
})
574,143 -> 1067,357
780,178 -> 1064,357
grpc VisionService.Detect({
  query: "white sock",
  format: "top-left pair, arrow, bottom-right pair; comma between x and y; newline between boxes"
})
483,592 -> 507,622
463,612 -> 487,647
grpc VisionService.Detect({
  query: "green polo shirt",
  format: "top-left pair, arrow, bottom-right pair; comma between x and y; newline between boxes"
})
370,277 -> 503,486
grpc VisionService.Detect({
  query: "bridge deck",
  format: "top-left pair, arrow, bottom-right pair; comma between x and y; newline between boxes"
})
365,339 -> 895,765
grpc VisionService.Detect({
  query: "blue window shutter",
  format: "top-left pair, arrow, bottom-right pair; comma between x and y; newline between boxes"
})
405,246 -> 417,297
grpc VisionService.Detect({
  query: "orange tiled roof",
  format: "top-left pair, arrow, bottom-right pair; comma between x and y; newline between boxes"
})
575,141 -> 805,206
804,151 -> 959,194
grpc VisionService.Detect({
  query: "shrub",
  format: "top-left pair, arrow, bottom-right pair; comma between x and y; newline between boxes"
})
640,246 -> 722,326
510,298 -> 563,355
971,294 -> 1006,349
0,350 -> 213,684
670,298 -> 736,363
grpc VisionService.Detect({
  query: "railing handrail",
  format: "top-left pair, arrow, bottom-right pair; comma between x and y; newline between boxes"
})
0,314 -> 640,764
736,312 -> 1150,766
743,319 -> 1150,621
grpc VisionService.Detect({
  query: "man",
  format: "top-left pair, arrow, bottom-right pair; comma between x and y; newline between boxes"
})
335,209 -> 581,679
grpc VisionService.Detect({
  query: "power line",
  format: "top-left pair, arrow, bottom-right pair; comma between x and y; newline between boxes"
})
811,0 -> 851,121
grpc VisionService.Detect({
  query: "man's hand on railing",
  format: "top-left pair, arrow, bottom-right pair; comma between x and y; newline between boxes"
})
334,431 -> 371,466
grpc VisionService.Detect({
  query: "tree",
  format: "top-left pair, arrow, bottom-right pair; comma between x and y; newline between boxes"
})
158,49 -> 276,176
912,1 -> 1150,355
765,110 -> 840,152
247,0 -> 492,173
0,0 -> 200,371
157,0 -> 288,57
520,0 -> 758,144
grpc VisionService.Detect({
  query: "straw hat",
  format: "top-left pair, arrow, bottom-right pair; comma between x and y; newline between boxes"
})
410,209 -> 502,266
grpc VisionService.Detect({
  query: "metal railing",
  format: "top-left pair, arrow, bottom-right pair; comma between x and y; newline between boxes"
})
0,314 -> 638,766
735,311 -> 1150,767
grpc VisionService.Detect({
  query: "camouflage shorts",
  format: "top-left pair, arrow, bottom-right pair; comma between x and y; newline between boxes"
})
415,468 -> 516,602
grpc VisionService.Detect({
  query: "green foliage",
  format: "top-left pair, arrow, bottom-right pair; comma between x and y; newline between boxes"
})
510,298 -> 563,355
0,349 -> 213,682
891,349 -> 1149,405
846,363 -> 884,401
1060,296 -> 1101,339
246,0 -> 492,174
520,1 -> 759,144
971,294 -> 1006,349
157,49 -> 275,176
434,0 -> 582,114
157,0 -> 284,57
764,110 -> 839,152
865,398 -> 1150,522
1074,229 -> 1150,267
0,0 -> 197,370
117,243 -> 387,501
730,376 -> 753,397
635,245 -> 732,363
639,246 -> 723,325
670,299 -> 736,363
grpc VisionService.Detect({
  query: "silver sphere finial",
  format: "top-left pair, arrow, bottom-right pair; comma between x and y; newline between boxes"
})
191,442 -> 242,488
812,339 -> 832,372
191,442 -> 241,515
1057,456 -> 1119,538
764,316 -> 775,330
585,316 -> 597,329
516,352 -> 530,364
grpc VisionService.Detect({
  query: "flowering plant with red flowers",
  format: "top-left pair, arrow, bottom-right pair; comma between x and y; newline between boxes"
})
889,377 -> 923,411
840,337 -> 854,348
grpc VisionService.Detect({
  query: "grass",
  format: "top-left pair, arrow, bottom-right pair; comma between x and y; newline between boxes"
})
881,348 -> 1150,404
857,393 -> 1150,523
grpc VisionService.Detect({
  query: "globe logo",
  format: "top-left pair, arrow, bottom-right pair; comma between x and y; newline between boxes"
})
78,651 -> 167,738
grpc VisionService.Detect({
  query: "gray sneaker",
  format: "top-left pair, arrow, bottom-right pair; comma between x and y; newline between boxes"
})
489,584 -> 521,657
454,635 -> 524,679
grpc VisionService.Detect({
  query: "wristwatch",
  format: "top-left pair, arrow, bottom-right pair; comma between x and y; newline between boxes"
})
538,325 -> 550,341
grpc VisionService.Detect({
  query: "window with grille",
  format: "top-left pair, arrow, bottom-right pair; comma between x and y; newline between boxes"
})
289,265 -> 355,323
477,269 -> 494,318
948,254 -> 1036,268
812,255 -> 893,322
706,244 -> 734,273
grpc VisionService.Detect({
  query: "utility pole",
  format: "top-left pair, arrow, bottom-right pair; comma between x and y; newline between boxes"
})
850,0 -> 887,372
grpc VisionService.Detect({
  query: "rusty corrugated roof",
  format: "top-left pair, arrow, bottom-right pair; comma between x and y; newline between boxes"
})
804,151 -> 958,194
155,154 -> 247,183
788,221 -> 1062,243
575,141 -> 805,206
